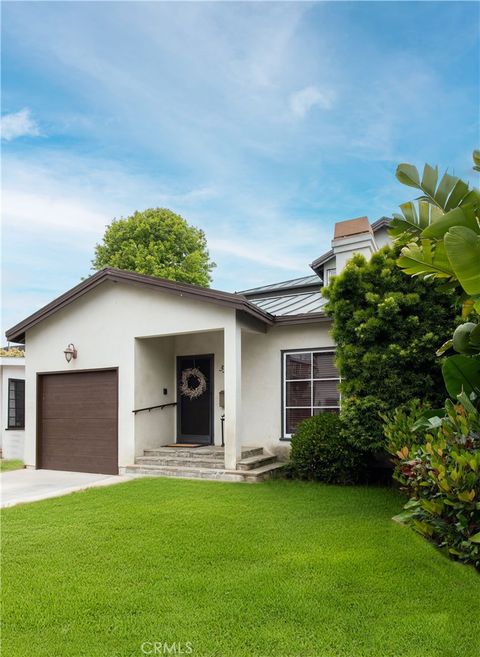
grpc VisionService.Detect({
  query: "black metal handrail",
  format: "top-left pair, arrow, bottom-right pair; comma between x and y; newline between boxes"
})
132,402 -> 177,415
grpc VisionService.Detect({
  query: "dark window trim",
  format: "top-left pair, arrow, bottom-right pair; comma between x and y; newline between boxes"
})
7,378 -> 25,429
280,347 -> 339,440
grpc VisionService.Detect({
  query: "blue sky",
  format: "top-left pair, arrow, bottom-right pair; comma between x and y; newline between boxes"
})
1,1 -> 479,340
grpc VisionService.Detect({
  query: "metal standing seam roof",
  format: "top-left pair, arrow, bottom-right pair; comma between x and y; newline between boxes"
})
248,290 -> 327,316
238,274 -> 321,296
238,274 -> 326,317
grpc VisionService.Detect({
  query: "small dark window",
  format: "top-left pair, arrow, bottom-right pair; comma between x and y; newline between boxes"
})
8,379 -> 25,429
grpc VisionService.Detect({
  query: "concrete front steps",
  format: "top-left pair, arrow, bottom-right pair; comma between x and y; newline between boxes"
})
125,446 -> 285,483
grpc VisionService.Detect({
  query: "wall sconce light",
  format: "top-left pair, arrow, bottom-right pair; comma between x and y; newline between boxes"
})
64,343 -> 77,363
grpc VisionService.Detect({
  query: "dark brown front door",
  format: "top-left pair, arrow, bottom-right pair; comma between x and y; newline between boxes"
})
176,355 -> 213,445
37,369 -> 118,475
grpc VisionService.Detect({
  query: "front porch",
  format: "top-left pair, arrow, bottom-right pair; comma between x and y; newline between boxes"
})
131,323 -> 284,480
125,445 -> 284,482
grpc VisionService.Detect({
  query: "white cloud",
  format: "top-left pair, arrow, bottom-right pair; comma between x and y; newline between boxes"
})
289,85 -> 335,119
1,108 -> 40,141
2,188 -> 108,236
208,237 -> 305,272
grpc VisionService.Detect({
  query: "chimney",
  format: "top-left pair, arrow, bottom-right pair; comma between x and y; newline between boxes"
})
332,216 -> 377,274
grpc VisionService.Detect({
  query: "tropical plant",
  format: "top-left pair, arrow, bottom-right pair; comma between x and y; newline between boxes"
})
390,153 -> 480,402
380,399 -> 428,457
388,393 -> 480,569
92,208 -> 216,287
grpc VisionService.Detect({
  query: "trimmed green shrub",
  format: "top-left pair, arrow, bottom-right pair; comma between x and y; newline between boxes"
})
339,396 -> 389,454
386,394 -> 480,569
287,413 -> 362,484
323,244 -> 457,456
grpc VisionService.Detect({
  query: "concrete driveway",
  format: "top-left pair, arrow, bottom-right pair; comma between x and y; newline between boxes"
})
1,468 -> 131,508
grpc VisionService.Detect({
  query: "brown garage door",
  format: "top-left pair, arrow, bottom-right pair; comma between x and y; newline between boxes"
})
38,369 -> 118,475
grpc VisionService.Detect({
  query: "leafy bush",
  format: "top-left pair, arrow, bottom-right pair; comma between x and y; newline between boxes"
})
0,347 -> 24,357
381,399 -> 429,457
387,394 -> 480,569
323,244 -> 456,455
287,413 -> 362,484
339,395 -> 389,454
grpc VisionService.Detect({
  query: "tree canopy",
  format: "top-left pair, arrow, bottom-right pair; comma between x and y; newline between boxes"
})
92,208 -> 216,287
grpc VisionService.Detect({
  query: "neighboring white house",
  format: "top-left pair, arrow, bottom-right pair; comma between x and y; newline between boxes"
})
0,351 -> 26,460
5,216 -> 391,481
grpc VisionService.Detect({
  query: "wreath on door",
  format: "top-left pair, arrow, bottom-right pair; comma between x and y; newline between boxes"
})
180,367 -> 207,400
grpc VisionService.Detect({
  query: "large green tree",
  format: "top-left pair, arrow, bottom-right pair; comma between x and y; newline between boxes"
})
323,243 -> 457,455
92,208 -> 216,287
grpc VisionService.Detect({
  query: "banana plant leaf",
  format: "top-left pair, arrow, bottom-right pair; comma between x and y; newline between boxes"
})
473,150 -> 480,173
421,205 -> 479,239
390,201 -> 444,238
397,239 -> 454,280
442,354 -> 480,399
396,163 -> 471,211
444,226 -> 480,295
411,408 -> 446,431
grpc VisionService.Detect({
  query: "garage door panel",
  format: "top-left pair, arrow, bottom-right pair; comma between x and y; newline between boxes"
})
38,370 -> 118,475
42,372 -> 117,419
41,419 -> 116,452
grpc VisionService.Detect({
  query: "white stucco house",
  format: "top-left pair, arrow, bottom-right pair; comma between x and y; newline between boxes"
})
5,216 -> 391,481
0,351 -> 26,460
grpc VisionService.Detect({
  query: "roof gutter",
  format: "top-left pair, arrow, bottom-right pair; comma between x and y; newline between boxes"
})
272,312 -> 330,325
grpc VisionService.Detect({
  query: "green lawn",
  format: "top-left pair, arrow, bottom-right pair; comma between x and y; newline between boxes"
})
0,459 -> 24,472
2,479 -> 479,657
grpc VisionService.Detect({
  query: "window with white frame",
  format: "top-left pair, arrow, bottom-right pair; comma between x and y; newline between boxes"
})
325,268 -> 336,286
282,349 -> 340,438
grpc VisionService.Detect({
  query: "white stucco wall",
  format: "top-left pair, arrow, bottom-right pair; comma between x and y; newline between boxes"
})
373,226 -> 391,249
332,233 -> 377,274
24,281 -> 236,469
22,278 -> 334,469
319,225 -> 391,281
322,256 -> 336,274
134,336 -> 175,456
241,321 -> 334,458
134,330 -> 225,455
1,358 -> 26,460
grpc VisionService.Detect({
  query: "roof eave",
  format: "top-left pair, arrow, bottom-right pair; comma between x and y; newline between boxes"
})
5,268 -> 274,343
371,216 -> 392,231
272,312 -> 330,325
309,249 -> 333,274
